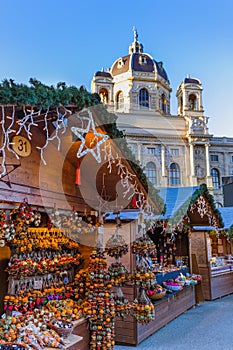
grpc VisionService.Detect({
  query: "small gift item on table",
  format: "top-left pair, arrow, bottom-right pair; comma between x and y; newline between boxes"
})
175,273 -> 186,286
163,280 -> 183,292
48,319 -> 73,338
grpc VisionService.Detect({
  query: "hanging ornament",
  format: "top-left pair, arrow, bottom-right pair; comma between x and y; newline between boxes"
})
132,288 -> 155,324
131,256 -> 156,289
114,286 -> 131,318
105,234 -> 128,259
75,158 -> 81,185
105,222 -> 128,259
108,262 -> 129,286
0,209 -> 16,245
131,235 -> 157,257
71,109 -> 108,163
10,199 -> 40,235
84,249 -> 115,350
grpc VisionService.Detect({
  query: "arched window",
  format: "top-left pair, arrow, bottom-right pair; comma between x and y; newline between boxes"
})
161,94 -> 167,113
211,168 -> 220,188
99,88 -> 108,104
188,94 -> 197,110
179,96 -> 183,115
169,163 -> 180,185
116,91 -> 124,110
145,162 -> 157,185
139,88 -> 149,108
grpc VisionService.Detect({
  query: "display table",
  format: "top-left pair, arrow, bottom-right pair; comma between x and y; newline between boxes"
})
115,285 -> 196,346
155,267 -> 189,285
210,269 -> 233,300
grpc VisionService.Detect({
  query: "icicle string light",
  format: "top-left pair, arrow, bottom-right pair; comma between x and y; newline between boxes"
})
0,105 -> 18,178
0,105 -> 71,175
102,138 -> 146,210
16,106 -> 40,139
36,107 -> 70,165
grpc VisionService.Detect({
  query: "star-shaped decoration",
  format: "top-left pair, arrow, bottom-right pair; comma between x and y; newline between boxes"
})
71,110 -> 109,163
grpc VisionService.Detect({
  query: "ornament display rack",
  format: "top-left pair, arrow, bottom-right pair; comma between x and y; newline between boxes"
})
3,222 -> 89,350
6,228 -> 81,294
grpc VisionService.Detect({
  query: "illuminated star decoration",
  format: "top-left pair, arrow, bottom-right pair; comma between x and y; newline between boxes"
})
71,109 -> 109,163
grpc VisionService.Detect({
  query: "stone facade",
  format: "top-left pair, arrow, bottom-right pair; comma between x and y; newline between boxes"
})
92,30 -> 233,206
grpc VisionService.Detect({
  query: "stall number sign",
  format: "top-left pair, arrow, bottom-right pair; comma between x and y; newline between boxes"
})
12,136 -> 31,157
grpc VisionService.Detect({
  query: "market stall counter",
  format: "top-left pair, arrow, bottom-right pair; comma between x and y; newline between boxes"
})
115,284 -> 196,346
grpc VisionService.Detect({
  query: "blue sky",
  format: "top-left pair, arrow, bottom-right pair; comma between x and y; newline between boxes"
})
0,0 -> 232,136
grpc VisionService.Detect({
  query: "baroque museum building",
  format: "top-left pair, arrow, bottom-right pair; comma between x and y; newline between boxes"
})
91,30 -> 233,206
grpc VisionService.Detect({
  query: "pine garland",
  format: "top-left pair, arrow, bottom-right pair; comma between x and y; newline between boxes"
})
0,79 -> 100,108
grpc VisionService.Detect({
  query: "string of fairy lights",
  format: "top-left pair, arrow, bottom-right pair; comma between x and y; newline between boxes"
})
0,105 -> 19,176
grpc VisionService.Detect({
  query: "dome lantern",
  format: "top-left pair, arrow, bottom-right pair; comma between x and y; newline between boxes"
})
129,27 -> 143,54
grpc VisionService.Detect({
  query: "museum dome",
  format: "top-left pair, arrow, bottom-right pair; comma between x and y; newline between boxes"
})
110,29 -> 169,82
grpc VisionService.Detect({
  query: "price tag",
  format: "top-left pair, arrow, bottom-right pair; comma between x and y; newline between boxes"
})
11,135 -> 31,157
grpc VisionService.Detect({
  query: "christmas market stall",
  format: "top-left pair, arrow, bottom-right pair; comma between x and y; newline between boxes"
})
104,184 -> 223,346
190,205 -> 233,301
0,84 -> 103,350
0,82 -> 165,350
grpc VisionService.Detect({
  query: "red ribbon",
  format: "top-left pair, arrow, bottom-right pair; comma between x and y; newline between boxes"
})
76,158 -> 81,185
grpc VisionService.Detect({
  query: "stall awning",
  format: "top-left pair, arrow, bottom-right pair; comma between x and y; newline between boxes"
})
104,210 -> 140,221
193,226 -> 217,231
218,207 -> 233,229
156,186 -> 198,219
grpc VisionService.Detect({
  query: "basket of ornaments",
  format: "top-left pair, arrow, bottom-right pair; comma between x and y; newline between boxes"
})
175,273 -> 186,286
146,284 -> 167,300
48,319 -> 73,338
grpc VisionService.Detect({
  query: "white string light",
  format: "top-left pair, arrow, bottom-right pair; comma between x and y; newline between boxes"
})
101,137 -> 147,211
36,107 -> 70,165
16,106 -> 39,139
0,106 -> 18,178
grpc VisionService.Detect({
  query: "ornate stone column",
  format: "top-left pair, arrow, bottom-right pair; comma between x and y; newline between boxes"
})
205,143 -> 213,187
205,144 -> 210,176
190,144 -> 195,176
161,145 -> 166,177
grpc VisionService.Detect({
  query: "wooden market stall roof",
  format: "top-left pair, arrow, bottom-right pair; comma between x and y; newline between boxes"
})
154,184 -> 223,229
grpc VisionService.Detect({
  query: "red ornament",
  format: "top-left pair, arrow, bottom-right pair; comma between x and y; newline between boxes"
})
76,158 -> 81,185
131,197 -> 137,208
